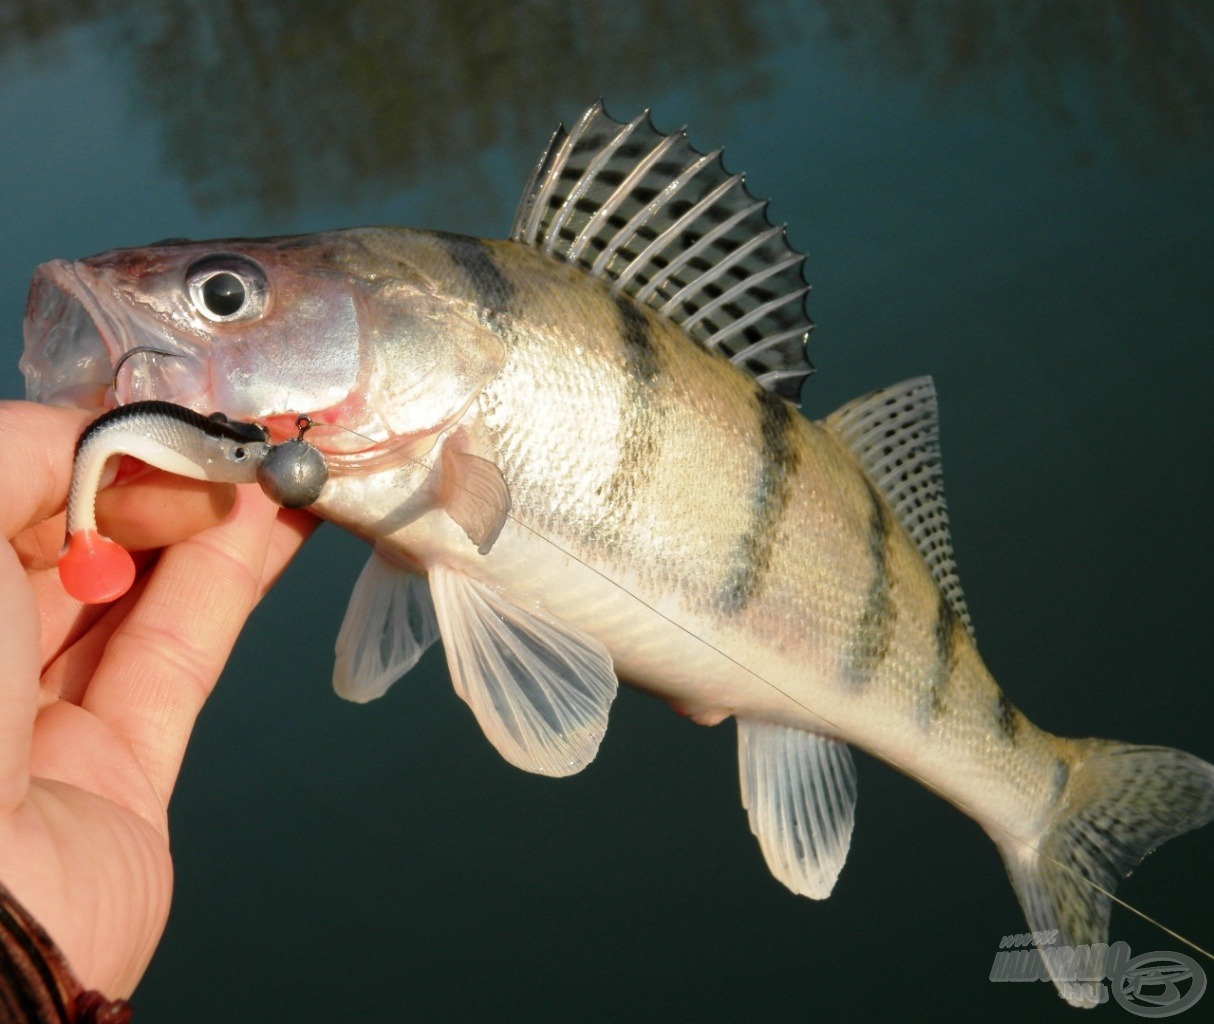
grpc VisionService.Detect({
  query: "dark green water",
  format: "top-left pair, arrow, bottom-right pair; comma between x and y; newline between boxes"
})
2,3 -> 1212,1021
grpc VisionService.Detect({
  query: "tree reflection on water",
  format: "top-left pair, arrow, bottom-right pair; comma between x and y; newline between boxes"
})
2,0 -> 1211,212
818,1 -> 1214,168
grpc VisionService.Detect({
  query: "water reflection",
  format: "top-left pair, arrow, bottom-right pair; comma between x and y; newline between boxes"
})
3,0 -> 784,214
817,0 -> 1214,166
3,0 -> 1212,209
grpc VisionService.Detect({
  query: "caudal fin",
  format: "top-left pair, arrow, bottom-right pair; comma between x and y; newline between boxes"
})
995,740 -> 1214,1007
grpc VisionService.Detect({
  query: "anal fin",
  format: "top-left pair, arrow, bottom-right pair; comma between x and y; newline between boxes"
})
429,565 -> 618,777
738,719 -> 857,899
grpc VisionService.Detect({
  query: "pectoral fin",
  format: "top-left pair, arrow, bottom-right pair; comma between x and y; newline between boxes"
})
439,448 -> 512,555
737,719 -> 857,899
333,554 -> 440,703
429,565 -> 618,777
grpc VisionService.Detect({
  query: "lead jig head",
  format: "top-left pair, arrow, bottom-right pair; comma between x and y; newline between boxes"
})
256,416 -> 329,509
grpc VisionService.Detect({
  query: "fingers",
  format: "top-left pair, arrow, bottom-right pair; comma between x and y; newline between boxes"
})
78,489 -> 318,814
39,571 -> 152,706
261,509 -> 320,597
6,396 -> 247,574
96,471 -> 238,551
16,465 -> 242,573
22,474 -> 244,672
2,398 -> 321,819
19,472 -> 243,666
40,505 -> 317,705
0,402 -> 90,541
0,543 -> 38,812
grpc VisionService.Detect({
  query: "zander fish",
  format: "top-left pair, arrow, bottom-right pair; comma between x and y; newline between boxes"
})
20,103 -> 1214,1006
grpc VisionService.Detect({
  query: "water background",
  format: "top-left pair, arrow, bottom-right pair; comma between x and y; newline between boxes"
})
2,3 -> 1212,1020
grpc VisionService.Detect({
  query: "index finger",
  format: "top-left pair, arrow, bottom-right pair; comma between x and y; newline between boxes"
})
0,401 -> 91,541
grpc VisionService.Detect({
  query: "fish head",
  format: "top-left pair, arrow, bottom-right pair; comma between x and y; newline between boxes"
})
21,230 -> 507,454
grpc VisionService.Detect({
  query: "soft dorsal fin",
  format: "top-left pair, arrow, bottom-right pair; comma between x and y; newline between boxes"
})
511,101 -> 814,399
825,376 -> 974,637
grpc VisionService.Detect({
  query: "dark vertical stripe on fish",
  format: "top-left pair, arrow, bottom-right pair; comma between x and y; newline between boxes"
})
1051,758 -> 1070,802
720,388 -> 800,613
615,293 -> 660,383
434,233 -> 515,318
995,692 -> 1021,742
595,296 -> 664,525
923,591 -> 962,724
845,479 -> 896,687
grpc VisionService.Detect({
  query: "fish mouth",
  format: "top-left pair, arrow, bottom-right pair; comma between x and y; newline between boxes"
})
21,258 -> 405,463
21,259 -> 207,410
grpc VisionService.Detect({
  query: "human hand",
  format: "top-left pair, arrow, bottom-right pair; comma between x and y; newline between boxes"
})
0,400 -> 318,999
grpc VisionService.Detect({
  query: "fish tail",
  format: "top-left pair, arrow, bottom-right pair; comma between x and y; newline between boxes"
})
995,739 -> 1214,1007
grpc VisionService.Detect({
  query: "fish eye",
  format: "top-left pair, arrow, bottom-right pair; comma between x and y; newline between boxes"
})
186,255 -> 268,323
233,446 -> 248,461
203,273 -> 246,316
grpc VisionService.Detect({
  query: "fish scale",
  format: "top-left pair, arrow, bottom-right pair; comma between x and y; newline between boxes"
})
415,234 -> 1057,813
20,102 -> 1214,1008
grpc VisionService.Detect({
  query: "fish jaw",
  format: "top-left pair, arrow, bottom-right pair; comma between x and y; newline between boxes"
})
21,240 -> 364,433
21,257 -> 211,410
21,231 -> 508,458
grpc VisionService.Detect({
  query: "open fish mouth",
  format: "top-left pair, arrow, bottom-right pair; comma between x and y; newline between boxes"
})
21,259 -> 206,410
21,256 -> 452,461
19,255 -> 375,454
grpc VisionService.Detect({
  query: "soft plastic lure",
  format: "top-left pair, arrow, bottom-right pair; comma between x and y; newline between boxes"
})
60,401 -> 327,603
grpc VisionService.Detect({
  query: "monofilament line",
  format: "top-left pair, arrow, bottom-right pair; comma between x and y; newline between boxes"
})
401,446 -> 1214,965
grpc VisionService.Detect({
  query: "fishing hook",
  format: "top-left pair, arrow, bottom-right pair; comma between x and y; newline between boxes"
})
111,346 -> 182,397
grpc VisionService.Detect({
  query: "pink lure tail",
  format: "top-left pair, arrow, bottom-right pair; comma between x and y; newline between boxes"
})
59,528 -> 136,603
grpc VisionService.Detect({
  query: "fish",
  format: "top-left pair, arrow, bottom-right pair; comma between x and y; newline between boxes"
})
20,102 -> 1214,1007
57,400 -> 328,603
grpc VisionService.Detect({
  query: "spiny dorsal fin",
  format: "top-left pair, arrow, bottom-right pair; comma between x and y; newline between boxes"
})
825,377 -> 974,638
511,101 -> 814,399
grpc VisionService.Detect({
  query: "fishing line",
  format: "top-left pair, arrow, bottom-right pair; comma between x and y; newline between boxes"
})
489,504 -> 1214,962
283,418 -> 1214,962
